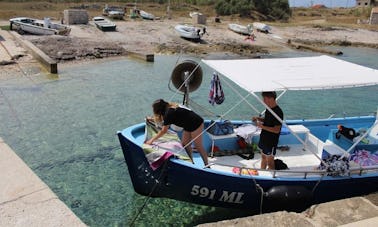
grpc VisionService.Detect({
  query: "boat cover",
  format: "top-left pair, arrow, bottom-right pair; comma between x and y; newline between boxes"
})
202,55 -> 378,92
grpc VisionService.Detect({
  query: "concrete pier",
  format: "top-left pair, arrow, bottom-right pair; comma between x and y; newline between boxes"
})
0,137 -> 86,226
9,31 -> 58,73
125,50 -> 154,62
199,197 -> 378,227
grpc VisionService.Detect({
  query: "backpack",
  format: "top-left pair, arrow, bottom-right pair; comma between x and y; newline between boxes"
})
274,159 -> 288,170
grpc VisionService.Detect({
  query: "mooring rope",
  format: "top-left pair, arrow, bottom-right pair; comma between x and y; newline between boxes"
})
129,160 -> 169,227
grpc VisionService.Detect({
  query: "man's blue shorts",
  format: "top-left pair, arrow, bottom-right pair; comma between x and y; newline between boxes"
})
258,143 -> 277,156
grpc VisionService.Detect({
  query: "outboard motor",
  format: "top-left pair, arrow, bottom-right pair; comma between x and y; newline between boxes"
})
264,185 -> 313,212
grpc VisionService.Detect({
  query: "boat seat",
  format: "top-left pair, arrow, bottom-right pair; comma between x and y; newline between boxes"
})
322,139 -> 347,159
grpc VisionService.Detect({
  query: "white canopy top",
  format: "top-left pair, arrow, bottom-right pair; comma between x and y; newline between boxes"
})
202,55 -> 378,92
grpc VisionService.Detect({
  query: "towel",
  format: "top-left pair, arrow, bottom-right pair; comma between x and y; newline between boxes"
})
209,72 -> 225,105
143,119 -> 191,170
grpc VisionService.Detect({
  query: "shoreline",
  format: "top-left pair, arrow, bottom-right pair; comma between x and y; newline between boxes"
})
2,16 -> 377,64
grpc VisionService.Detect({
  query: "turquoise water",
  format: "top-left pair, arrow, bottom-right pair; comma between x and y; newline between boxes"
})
0,47 -> 377,226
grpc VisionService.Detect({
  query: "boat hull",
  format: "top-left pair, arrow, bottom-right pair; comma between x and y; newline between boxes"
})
174,25 -> 201,40
10,18 -> 71,36
117,117 -> 378,210
228,24 -> 251,35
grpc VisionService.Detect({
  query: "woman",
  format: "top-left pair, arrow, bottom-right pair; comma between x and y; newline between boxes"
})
145,99 -> 209,166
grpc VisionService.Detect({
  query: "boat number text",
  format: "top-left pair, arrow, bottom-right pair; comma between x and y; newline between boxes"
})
190,185 -> 244,204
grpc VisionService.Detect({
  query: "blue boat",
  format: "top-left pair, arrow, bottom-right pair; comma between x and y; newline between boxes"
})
117,55 -> 378,211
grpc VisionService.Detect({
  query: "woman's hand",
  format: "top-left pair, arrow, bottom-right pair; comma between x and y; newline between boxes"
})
145,139 -> 154,145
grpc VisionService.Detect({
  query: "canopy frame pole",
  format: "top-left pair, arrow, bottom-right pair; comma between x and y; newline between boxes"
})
219,75 -> 261,115
250,92 -> 326,165
340,120 -> 378,160
180,92 -> 254,152
168,62 -> 201,103
261,90 -> 287,116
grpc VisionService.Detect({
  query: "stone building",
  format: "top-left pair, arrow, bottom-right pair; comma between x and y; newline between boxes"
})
356,0 -> 378,7
63,10 -> 89,25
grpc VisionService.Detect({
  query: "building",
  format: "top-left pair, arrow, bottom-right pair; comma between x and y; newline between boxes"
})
370,7 -> 378,24
356,0 -> 372,7
63,9 -> 89,25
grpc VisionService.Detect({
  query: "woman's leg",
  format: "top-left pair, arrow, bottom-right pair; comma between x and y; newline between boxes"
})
181,130 -> 193,163
191,123 -> 209,166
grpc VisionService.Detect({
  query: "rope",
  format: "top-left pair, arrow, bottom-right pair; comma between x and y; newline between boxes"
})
251,176 -> 264,214
129,160 -> 169,226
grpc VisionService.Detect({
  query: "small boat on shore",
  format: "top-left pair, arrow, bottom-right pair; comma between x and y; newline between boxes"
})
9,17 -> 71,36
118,56 -> 378,211
189,12 -> 202,18
139,10 -> 155,20
253,22 -> 271,33
93,17 -> 116,32
174,24 -> 202,40
103,5 -> 125,20
228,23 -> 252,35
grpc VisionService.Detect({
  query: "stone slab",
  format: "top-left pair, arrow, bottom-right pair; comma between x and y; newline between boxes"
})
0,137 -> 86,227
199,197 -> 378,227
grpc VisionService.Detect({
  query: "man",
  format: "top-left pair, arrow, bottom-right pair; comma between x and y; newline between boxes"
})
252,91 -> 284,170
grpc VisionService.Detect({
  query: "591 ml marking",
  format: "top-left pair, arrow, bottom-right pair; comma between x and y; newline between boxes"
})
190,185 -> 244,204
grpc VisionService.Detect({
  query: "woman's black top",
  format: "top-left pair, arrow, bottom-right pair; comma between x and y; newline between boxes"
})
163,107 -> 204,132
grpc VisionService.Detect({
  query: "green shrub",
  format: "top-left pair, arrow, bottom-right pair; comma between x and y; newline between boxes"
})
215,0 -> 291,20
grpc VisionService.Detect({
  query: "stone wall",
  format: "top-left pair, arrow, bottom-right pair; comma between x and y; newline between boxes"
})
371,7 -> 378,24
63,10 -> 89,25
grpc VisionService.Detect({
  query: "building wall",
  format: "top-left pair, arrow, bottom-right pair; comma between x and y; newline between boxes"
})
370,7 -> 378,24
63,10 -> 89,25
356,0 -> 371,7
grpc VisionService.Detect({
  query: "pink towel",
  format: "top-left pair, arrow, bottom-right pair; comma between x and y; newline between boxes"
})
150,152 -> 174,170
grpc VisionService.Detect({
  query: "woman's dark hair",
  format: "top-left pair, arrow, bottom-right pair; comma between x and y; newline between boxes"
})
262,91 -> 277,99
152,99 -> 169,115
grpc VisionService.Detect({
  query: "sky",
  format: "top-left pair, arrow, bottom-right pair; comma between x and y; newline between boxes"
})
288,0 -> 357,8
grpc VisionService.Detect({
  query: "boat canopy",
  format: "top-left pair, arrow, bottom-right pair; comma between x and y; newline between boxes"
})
202,55 -> 378,92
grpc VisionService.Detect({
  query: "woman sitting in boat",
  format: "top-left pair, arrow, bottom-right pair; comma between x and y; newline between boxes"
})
145,99 -> 209,166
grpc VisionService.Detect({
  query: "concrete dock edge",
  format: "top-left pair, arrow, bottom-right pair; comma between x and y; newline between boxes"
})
125,50 -> 154,62
0,137 -> 86,226
199,197 -> 378,227
9,31 -> 58,73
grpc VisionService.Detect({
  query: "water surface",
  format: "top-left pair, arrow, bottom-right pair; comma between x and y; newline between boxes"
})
0,47 -> 377,226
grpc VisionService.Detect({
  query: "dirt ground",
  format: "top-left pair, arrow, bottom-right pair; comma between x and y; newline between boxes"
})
2,15 -> 377,63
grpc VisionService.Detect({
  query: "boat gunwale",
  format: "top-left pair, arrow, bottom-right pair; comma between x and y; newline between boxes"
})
118,116 -> 378,181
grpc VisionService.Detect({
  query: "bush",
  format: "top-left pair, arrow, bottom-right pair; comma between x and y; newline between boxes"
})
215,0 -> 291,21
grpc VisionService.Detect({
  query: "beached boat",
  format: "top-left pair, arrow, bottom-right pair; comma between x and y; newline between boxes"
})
117,55 -> 378,211
228,23 -> 252,35
189,12 -> 202,18
9,17 -> 71,36
253,22 -> 271,33
174,24 -> 202,40
93,17 -> 116,32
103,5 -> 125,20
139,10 -> 155,20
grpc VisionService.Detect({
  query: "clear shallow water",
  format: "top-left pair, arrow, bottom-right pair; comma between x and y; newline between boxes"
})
0,47 -> 377,226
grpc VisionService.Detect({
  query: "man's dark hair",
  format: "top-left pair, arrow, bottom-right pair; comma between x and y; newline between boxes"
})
262,91 -> 277,99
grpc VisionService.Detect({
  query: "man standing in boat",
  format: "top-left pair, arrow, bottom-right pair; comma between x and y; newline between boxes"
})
252,91 -> 283,170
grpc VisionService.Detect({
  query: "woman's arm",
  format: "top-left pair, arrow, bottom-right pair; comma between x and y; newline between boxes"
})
145,125 -> 169,144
